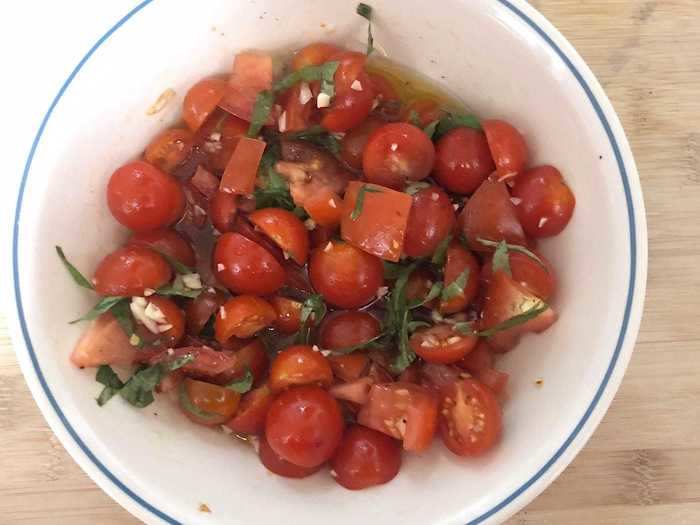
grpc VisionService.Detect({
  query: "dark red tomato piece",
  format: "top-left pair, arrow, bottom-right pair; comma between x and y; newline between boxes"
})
362,123 -> 435,189
439,241 -> 480,314
107,161 -> 185,232
219,52 -> 273,122
225,383 -> 273,435
309,241 -> 383,309
190,165 -> 220,199
144,128 -> 194,173
213,232 -> 286,295
309,224 -> 336,251
197,111 -> 249,171
179,378 -> 241,426
410,324 -> 478,364
328,353 -> 370,382
183,78 -> 228,132
331,424 -> 402,490
439,378 -> 502,456
459,179 -> 526,251
321,52 -> 375,132
340,116 -> 385,170
291,42 -> 342,70
398,362 -> 421,384
433,128 -> 495,194
259,435 -> 322,478
143,296 -> 185,346
401,99 -> 445,127
208,191 -> 238,233
511,165 -> 576,238
319,311 -> 381,350
128,229 -> 195,268
266,385 -> 344,468
93,245 -> 171,296
403,186 -> 456,258
269,296 -> 303,335
481,249 -> 556,301
215,296 -> 276,342
249,208 -> 310,265
269,345 -> 333,392
482,119 -> 528,180
186,288 -> 227,335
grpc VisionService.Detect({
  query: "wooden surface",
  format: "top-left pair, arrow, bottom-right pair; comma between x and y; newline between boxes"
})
2,0 -> 700,523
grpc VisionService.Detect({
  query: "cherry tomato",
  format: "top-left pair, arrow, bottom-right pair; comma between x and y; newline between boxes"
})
93,245 -> 171,296
482,119 -> 528,179
179,378 -> 241,426
128,229 -> 195,268
186,288 -> 227,335
439,378 -> 502,456
401,98 -> 445,127
225,339 -> 269,386
328,353 -> 370,382
269,296 -> 303,335
511,165 -> 575,238
249,208 -> 310,265
231,215 -> 285,263
403,186 -> 456,258
225,383 -> 273,435
357,383 -> 438,452
208,191 -> 238,233
269,345 -> 333,392
266,386 -> 344,468
321,52 -> 375,132
303,189 -> 344,228
143,296 -> 185,346
291,42 -> 342,70
404,267 -> 437,305
433,128 -> 495,194
144,128 -> 194,173
309,241 -> 384,309
331,424 -> 402,490
107,161 -> 185,232
411,324 -> 478,364
319,311 -> 381,350
213,232 -> 286,295
197,110 -> 249,171
481,249 -> 556,301
215,296 -> 276,342
340,116 -> 385,170
259,435 -> 322,479
281,82 -> 316,132
183,78 -> 228,132
367,72 -> 400,105
70,312 -> 137,368
362,123 -> 435,189
439,241 -> 480,314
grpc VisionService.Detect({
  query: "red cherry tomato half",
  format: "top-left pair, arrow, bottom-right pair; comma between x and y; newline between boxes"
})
331,424 -> 402,490
410,324 -> 478,364
225,383 -> 273,435
328,353 -> 370,382
269,296 -> 303,335
265,385 -> 344,468
511,165 -> 575,238
107,161 -> 185,232
208,191 -> 238,233
179,378 -> 241,426
439,378 -> 502,456
340,116 -> 385,171
321,52 -> 375,132
309,241 -> 384,309
403,186 -> 456,258
319,311 -> 382,351
185,288 -> 227,335
433,127 -> 495,194
93,245 -> 172,296
362,123 -> 435,189
144,128 -> 194,173
143,296 -> 186,346
196,111 -> 249,171
481,249 -> 556,301
215,295 -> 276,342
269,345 -> 333,392
259,435 -> 322,478
439,241 -> 480,314
213,232 -> 286,295
128,229 -> 195,268
249,208 -> 310,265
291,42 -> 342,71
183,78 -> 229,132
482,119 -> 528,180
367,72 -> 400,105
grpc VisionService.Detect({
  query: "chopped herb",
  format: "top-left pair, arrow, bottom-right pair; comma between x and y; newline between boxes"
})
392,310 -> 415,373
431,234 -> 452,266
332,333 -> 385,355
200,315 -> 216,338
356,3 -> 374,56
434,112 -> 481,140
404,181 -> 431,196
423,119 -> 440,139
383,261 -> 404,280
95,366 -> 124,406
440,268 -> 470,302
477,301 -> 549,338
56,246 -> 94,290
453,322 -> 475,335
406,320 -> 431,332
286,125 -> 341,154
297,294 -> 327,344
382,263 -> 419,373
409,280 -> 443,308
254,167 -> 296,211
157,276 -> 202,299
246,90 -> 275,138
477,237 -> 548,269
70,296 -> 127,324
154,250 -> 194,275
407,109 -> 421,127
119,354 -> 195,408
225,369 -> 254,394
351,185 -> 383,221
491,240 -> 512,276
110,299 -> 143,346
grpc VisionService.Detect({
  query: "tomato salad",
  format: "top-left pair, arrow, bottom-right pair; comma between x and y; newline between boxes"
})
58,4 -> 575,491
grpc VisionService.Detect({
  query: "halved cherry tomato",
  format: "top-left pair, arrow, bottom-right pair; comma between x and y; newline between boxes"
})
220,136 -> 267,195
183,78 -> 229,132
215,296 -> 276,342
357,383 -> 438,452
367,72 -> 400,105
439,241 -> 480,314
291,42 -> 342,71
269,345 -> 333,392
328,353 -> 370,382
225,383 -> 273,435
266,385 -> 344,468
186,288 -> 227,335
71,312 -> 137,368
128,229 -> 196,268
403,186 -> 456,258
219,52 -> 273,122
143,296 -> 186,346
269,296 -> 303,335
321,52 -> 375,132
259,435 -> 322,478
225,339 -> 269,386
482,119 -> 528,180
93,245 -> 171,296
341,181 -> 413,262
213,232 -> 286,295
303,189 -> 344,228
249,208 -> 310,265
340,116 -> 385,170
318,311 -> 381,350
331,425 -> 402,490
400,98 -> 445,127
197,111 -> 249,171
481,249 -> 556,301
511,165 -> 575,238
209,191 -> 238,233
439,378 -> 502,456
144,128 -> 194,173
459,179 -> 526,251
362,123 -> 435,189
433,127 -> 495,194
107,161 -> 185,232
179,378 -> 240,426
281,82 -> 316,132
231,215 -> 285,263
309,241 -> 384,308
410,324 -> 478,364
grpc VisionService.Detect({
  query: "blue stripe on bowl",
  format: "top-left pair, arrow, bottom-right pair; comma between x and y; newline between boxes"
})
11,1 -> 637,524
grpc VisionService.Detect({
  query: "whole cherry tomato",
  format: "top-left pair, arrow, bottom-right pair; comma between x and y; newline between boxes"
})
93,245 -> 171,296
403,186 -> 456,258
433,127 -> 495,194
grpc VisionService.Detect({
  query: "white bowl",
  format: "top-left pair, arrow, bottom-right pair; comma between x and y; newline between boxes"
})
9,1 -> 647,524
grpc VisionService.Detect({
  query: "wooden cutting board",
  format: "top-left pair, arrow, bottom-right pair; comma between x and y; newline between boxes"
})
2,0 -> 699,523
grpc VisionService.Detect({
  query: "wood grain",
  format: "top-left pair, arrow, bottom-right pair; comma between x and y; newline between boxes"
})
2,0 -> 700,523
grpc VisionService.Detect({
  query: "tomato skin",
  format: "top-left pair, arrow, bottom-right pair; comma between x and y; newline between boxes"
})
481,249 -> 556,301
249,208 -> 310,265
213,232 -> 286,295
93,245 -> 171,296
482,119 -> 528,179
340,116 -> 385,170
410,324 -> 478,364
208,191 -> 238,233
128,229 -> 195,268
328,353 -> 370,382
401,99 -> 445,127
269,345 -> 333,392
303,189 -> 344,228
433,128 -> 495,194
225,383 -> 273,435
362,123 -> 436,189
183,78 -> 228,132
144,128 -> 194,173
227,339 -> 269,386
404,186 -> 456,258
144,296 -> 186,346
439,241 -> 481,314
107,161 -> 185,232
420,362 -> 462,394
269,296 -> 303,335
186,288 -> 227,335
259,435 -> 322,478
309,241 -> 384,309
367,72 -> 400,105
511,165 -> 575,238
180,378 -> 241,426
331,425 -> 402,490
291,42 -> 342,70
439,378 -> 502,456
321,52 -> 375,132
266,386 -> 344,468
215,296 -> 276,342
319,311 -> 381,350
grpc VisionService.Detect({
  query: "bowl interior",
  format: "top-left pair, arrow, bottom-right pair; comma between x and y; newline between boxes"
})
15,0 -> 638,524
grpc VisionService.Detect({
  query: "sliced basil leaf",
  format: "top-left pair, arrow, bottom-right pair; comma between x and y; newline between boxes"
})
492,240 -> 512,276
423,119 -> 439,140
404,181 -> 431,196
297,294 -> 327,344
477,237 -> 548,269
157,276 -> 202,299
254,166 -> 296,211
247,90 -> 275,138
431,234 -> 452,266
109,299 -> 144,347
287,125 -> 341,154
351,185 -> 383,221
391,310 -> 415,373
225,369 -> 254,394
95,366 -> 124,406
332,333 -> 385,355
56,246 -> 95,290
356,3 -> 374,56
453,322 -> 475,335
409,280 -> 443,309
70,296 -> 126,324
440,268 -> 470,302
434,112 -> 481,139
477,301 -> 549,338
119,354 -> 195,408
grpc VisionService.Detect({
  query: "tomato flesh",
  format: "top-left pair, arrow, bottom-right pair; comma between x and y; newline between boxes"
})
225,383 -> 273,435
269,345 -> 333,392
183,78 -> 228,132
410,324 -> 478,364
215,296 -> 276,342
249,208 -> 310,265
144,128 -> 194,173
180,378 -> 241,426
